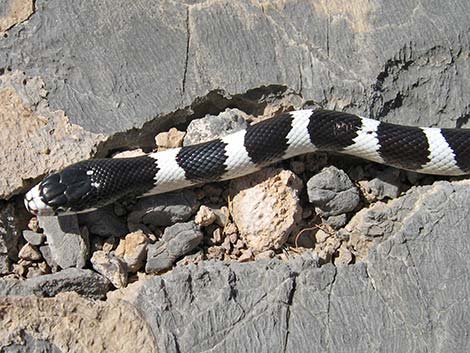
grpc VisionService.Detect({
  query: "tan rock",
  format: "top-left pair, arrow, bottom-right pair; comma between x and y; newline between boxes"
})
112,149 -> 146,158
0,0 -> 34,33
230,168 -> 303,253
194,205 -> 216,226
155,127 -> 185,149
90,251 -> 128,288
18,243 -> 42,261
0,71 -> 104,199
0,293 -> 155,352
115,230 -> 149,272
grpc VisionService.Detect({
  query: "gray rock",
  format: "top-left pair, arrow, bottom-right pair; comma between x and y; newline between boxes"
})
184,108 -> 249,145
123,180 -> 470,352
39,215 -> 89,269
146,221 -> 203,273
78,207 -> 128,237
39,245 -> 59,271
90,251 -> 128,288
128,190 -> 200,227
307,166 -> 360,217
22,230 -> 45,246
0,268 -> 110,299
324,214 -> 348,229
0,254 -> 10,275
362,168 -> 403,201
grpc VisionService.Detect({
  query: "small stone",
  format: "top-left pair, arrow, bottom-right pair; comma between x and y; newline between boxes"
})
213,206 -> 230,227
28,217 -> 40,232
238,248 -> 253,262
223,222 -> 238,235
230,168 -> 303,253
128,190 -> 200,227
184,108 -> 249,145
307,166 -> 360,217
102,236 -> 117,253
324,214 -> 348,229
207,246 -> 224,260
255,250 -> 275,260
221,236 -> 232,252
359,168 -> 402,201
114,230 -> 149,272
155,128 -> 185,149
195,205 -> 217,226
26,266 -> 44,278
211,228 -> 224,244
229,233 -> 238,244
39,245 -> 59,271
12,263 -> 27,277
145,222 -> 203,273
22,230 -> 45,246
18,243 -> 42,261
91,251 -> 128,288
334,244 -> 353,265
39,215 -> 89,269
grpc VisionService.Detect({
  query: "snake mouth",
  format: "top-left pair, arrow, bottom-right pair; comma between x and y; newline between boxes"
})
24,184 -> 56,216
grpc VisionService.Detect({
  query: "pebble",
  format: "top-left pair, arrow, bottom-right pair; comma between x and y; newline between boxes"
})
27,217 -> 40,232
91,251 -> 128,288
128,190 -> 200,227
230,168 -> 303,253
359,168 -> 402,201
18,243 -> 42,261
39,215 -> 89,269
145,221 -> 203,273
238,248 -> 254,262
194,205 -> 217,226
39,245 -> 59,271
22,230 -> 45,246
307,166 -> 360,217
155,128 -> 186,149
211,228 -> 224,245
114,230 -> 149,272
183,108 -> 249,145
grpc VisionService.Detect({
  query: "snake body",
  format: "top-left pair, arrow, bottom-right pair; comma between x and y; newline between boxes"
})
25,109 -> 470,216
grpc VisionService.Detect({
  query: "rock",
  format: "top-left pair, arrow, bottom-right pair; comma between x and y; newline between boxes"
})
194,205 -> 217,226
114,230 -> 149,272
38,245 -> 59,271
155,127 -> 186,149
307,166 -> 361,217
22,230 -> 45,246
324,214 -> 349,230
90,251 -> 128,289
128,190 -> 200,227
0,0 -> 34,34
0,268 -> 110,299
146,221 -> 203,273
0,254 -> 10,275
18,243 -> 42,261
184,108 -> 249,145
78,207 -> 128,237
0,71 -> 104,199
39,215 -> 89,269
230,168 -> 303,253
0,293 -> 155,352
359,168 -> 403,201
238,248 -> 254,262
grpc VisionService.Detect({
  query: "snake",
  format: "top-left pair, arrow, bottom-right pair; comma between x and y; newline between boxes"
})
24,108 -> 470,216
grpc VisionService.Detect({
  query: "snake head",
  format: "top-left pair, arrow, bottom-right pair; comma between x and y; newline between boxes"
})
24,163 -> 96,216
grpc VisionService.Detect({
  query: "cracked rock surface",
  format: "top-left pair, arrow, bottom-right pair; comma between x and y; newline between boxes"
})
1,0 -> 470,352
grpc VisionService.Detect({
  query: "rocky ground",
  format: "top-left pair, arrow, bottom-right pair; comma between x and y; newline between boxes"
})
1,0 -> 470,352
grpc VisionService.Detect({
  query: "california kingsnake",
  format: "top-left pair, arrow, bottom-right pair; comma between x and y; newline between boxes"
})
24,109 -> 470,216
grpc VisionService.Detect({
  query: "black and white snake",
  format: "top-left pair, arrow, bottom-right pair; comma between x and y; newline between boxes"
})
25,109 -> 470,216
